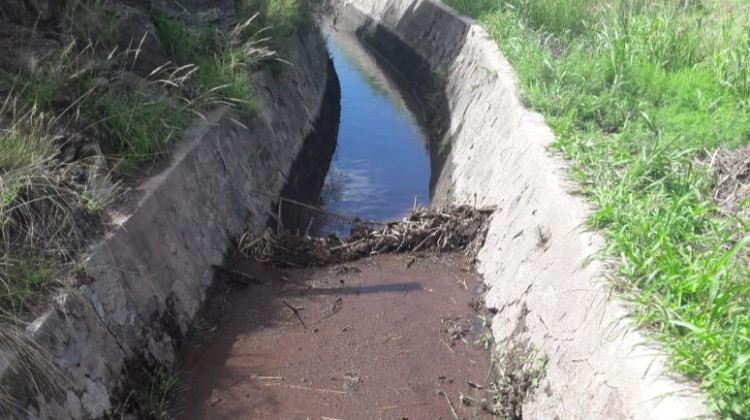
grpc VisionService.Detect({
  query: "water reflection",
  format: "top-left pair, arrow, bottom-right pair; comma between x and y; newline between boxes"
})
313,28 -> 431,237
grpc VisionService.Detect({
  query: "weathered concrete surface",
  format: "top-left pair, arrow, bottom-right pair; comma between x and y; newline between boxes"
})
0,31 -> 339,419
333,1 -> 711,419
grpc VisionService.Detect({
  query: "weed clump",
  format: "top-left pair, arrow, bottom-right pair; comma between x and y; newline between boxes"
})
132,364 -> 183,420
488,339 -> 548,420
151,11 -> 278,115
0,97 -> 107,316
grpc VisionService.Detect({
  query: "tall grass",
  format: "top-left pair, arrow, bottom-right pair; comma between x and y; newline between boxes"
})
132,364 -> 184,420
0,98 -> 85,316
0,0 -> 299,316
236,0 -> 316,47
151,11 -> 279,114
445,0 -> 749,417
73,62 -> 198,173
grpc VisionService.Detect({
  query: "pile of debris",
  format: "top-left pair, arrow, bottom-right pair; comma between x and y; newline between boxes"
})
705,146 -> 749,218
236,205 -> 496,267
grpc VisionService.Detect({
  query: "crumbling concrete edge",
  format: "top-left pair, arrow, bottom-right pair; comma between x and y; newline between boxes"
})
0,31 -> 340,419
335,1 -> 710,418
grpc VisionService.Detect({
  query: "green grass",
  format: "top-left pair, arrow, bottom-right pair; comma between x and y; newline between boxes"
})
134,364 -> 183,420
4,0 -> 312,176
151,0 -> 317,111
444,0 -> 749,418
151,9 -> 279,115
0,110 -> 54,172
236,0 -> 316,48
0,100 -> 86,319
87,89 -> 192,173
0,255 -> 53,315
5,52 -> 196,175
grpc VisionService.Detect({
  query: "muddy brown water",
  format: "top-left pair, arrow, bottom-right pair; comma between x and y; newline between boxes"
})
172,253 -> 495,419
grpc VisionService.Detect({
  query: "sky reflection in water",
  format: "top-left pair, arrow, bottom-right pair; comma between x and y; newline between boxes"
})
317,32 -> 430,236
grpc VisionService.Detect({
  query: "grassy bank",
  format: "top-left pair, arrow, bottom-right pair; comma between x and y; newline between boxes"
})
0,0 -> 310,319
444,0 -> 749,417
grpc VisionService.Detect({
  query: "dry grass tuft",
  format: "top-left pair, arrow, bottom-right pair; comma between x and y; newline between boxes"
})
0,320 -> 67,418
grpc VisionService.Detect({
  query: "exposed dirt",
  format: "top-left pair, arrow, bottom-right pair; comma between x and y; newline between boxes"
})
172,253 -> 497,419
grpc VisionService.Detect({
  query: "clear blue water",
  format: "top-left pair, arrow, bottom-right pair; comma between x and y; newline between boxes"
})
317,31 -> 430,236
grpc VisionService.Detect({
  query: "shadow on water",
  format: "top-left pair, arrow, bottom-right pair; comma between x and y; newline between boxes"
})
268,52 -> 341,235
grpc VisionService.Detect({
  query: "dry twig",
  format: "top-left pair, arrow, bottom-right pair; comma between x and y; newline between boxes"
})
282,300 -> 307,329
437,389 -> 460,420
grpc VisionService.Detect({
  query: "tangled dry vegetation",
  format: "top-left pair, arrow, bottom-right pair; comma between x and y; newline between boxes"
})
237,205 -> 496,267
705,146 -> 750,219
